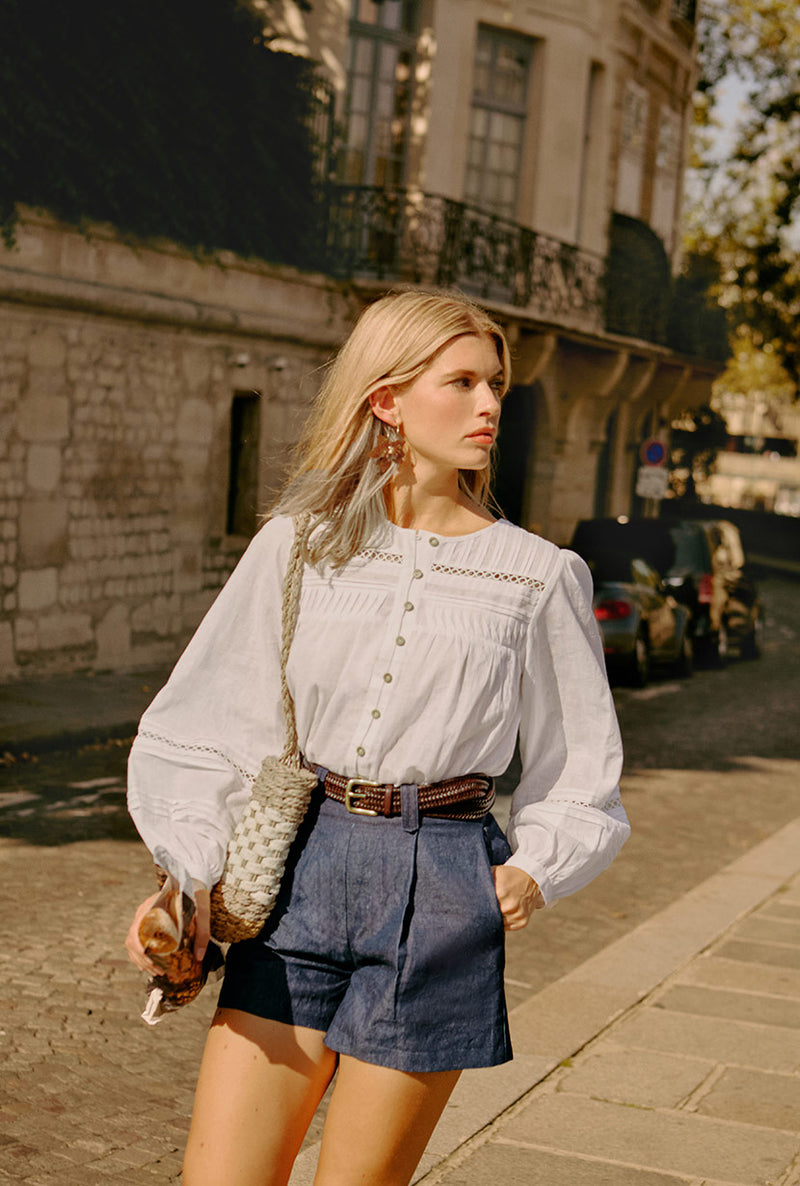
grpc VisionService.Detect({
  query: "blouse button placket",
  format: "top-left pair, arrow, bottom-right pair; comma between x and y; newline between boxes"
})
355,528 -> 437,774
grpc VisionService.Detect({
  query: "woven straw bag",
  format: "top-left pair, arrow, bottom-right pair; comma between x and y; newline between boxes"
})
209,517 -> 318,944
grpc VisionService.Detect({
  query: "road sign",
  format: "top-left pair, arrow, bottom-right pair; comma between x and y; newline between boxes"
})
640,438 -> 667,467
636,465 -> 669,500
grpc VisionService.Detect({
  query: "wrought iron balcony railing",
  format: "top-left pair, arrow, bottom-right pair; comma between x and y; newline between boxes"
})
324,185 -> 605,332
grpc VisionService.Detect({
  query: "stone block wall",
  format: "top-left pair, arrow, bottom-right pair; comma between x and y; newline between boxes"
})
0,213 -> 357,680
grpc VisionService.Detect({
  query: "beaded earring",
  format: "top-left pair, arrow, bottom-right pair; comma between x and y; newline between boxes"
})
369,427 -> 405,472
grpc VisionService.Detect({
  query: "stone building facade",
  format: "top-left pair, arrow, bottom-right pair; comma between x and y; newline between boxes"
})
0,214 -> 357,679
1,0 -> 720,680
291,0 -> 720,537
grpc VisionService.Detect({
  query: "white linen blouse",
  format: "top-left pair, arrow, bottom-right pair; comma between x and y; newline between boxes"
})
127,514 -> 629,905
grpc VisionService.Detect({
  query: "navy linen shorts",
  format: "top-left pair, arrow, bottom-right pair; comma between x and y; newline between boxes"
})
218,787 -> 513,1073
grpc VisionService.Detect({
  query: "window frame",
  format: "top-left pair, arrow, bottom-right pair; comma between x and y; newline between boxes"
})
463,23 -> 534,219
339,1 -> 420,187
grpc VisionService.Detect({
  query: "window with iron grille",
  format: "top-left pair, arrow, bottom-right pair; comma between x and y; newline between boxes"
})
339,0 -> 420,186
464,25 -> 533,219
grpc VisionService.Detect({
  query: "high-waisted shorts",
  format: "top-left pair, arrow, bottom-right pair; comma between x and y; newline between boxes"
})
218,785 -> 513,1073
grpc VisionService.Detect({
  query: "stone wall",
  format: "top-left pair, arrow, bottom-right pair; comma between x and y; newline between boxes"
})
0,212 -> 357,680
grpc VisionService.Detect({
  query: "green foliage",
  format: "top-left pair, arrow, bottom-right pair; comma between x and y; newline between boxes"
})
716,325 -> 795,402
0,0 -> 326,267
687,0 -> 800,383
667,253 -> 730,362
605,213 -> 671,344
668,403 -> 729,501
605,215 -> 728,361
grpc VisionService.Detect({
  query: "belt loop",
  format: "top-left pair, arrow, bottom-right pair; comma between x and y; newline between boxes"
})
314,765 -> 329,785
400,783 -> 419,833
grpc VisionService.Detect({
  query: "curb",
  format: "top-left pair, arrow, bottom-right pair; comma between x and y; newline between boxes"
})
747,552 -> 800,579
286,815 -> 800,1185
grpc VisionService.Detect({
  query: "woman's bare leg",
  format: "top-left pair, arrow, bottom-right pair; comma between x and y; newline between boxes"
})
313,1054 -> 461,1186
183,1008 -> 338,1186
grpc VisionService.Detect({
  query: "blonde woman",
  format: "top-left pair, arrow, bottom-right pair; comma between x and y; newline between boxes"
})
125,290 -> 629,1186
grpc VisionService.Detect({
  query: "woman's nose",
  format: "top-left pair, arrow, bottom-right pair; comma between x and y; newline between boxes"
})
477,382 -> 501,416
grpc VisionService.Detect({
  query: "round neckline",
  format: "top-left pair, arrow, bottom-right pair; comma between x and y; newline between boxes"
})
389,518 -> 503,542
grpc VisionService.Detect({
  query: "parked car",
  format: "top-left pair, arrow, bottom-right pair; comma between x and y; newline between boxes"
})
575,549 -> 693,687
661,519 -> 762,664
570,517 -> 762,665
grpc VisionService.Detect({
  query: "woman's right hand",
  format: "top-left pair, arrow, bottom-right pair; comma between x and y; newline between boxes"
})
125,880 -> 211,973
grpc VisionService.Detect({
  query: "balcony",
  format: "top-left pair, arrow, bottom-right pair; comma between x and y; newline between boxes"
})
322,187 -> 727,360
324,185 -> 605,334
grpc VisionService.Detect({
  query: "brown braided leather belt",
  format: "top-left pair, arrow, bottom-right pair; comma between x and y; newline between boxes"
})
310,767 -> 495,821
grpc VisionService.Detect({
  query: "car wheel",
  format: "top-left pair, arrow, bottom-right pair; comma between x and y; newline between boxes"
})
740,615 -> 762,660
697,622 -> 728,668
625,631 -> 650,688
673,631 -> 694,678
715,621 -> 729,667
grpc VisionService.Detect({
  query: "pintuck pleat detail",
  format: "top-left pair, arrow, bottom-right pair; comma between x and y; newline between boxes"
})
299,581 -> 390,619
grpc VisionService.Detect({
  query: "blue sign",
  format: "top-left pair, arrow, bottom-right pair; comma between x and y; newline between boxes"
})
640,438 -> 667,467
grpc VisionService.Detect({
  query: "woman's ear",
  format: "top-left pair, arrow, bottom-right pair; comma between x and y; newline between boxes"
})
368,385 -> 400,428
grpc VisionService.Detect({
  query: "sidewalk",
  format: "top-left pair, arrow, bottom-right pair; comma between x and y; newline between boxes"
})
292,818 -> 800,1186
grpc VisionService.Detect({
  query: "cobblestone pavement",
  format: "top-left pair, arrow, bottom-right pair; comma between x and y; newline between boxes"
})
0,575 -> 798,1182
0,825 -> 210,1182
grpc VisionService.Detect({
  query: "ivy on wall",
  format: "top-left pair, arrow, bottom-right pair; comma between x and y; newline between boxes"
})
0,0 -> 325,267
605,212 -> 728,362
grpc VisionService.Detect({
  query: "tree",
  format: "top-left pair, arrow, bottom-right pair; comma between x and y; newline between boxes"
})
685,0 -> 800,383
0,0 -> 326,267
668,404 -> 729,502
717,325 -> 795,405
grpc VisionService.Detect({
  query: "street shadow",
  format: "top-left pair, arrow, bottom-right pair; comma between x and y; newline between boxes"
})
0,739 -> 138,847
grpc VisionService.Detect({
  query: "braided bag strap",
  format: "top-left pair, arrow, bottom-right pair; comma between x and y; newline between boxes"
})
209,514 -> 317,944
278,513 -> 311,767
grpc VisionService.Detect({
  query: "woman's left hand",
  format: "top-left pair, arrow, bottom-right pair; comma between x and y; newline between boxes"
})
491,865 -> 545,930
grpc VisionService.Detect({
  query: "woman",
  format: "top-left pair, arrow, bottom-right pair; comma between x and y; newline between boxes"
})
126,289 -> 629,1186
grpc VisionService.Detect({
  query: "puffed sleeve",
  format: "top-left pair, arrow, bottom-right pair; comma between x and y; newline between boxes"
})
126,515 -> 295,894
505,549 -> 630,904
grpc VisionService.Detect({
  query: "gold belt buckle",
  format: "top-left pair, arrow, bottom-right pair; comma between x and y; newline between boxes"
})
343,778 -> 381,816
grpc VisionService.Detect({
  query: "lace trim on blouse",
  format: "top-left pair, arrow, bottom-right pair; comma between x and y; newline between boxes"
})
353,550 -> 547,592
355,550 -> 403,564
139,728 -> 257,784
549,794 -> 623,813
431,563 -> 546,591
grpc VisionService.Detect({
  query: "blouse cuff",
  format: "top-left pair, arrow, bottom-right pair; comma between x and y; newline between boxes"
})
505,798 -> 630,906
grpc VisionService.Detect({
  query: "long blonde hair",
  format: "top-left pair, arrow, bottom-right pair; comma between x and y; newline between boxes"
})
272,289 -> 511,567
